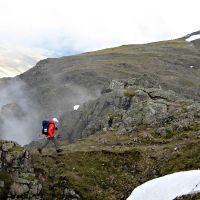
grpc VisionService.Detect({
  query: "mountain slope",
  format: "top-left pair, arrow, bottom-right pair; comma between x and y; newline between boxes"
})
1,32 -> 200,143
19,35 -> 200,117
1,31 -> 200,199
27,74 -> 200,199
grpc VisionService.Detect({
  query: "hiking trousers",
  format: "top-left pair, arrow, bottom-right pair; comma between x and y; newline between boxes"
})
41,137 -> 59,150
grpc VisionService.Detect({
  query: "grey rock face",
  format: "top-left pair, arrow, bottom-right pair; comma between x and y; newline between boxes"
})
156,127 -> 167,137
10,182 -> 29,196
0,180 -> 4,188
29,182 -> 42,196
60,76 -> 200,142
186,102 -> 200,112
108,80 -> 125,90
63,188 -> 80,199
2,142 -> 14,151
141,101 -> 168,125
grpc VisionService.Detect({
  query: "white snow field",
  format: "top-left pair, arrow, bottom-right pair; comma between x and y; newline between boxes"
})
186,34 -> 200,42
127,170 -> 200,200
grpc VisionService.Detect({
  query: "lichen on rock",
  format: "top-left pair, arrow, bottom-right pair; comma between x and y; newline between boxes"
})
0,141 -> 42,199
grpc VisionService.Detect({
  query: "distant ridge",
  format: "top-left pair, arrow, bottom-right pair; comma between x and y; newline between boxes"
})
184,30 -> 200,39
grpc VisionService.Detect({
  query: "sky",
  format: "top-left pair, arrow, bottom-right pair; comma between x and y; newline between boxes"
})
0,0 -> 200,58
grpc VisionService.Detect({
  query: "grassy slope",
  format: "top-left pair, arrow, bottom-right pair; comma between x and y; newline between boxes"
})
31,124 -> 200,200
175,193 -> 200,200
87,39 -> 200,89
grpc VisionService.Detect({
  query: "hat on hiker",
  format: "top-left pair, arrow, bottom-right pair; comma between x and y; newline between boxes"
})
52,118 -> 59,123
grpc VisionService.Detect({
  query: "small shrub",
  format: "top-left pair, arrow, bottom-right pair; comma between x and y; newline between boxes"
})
124,90 -> 135,97
179,122 -> 200,132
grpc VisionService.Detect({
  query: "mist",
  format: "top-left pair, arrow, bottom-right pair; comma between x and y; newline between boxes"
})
0,78 -> 41,145
0,60 -> 103,146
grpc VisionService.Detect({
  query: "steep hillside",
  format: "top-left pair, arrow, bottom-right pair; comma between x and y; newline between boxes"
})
27,124 -> 200,200
27,76 -> 200,199
0,32 -> 200,144
18,34 -> 200,118
1,32 -> 200,199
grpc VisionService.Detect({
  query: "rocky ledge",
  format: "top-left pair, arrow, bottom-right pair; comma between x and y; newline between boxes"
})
60,75 -> 200,142
0,140 -> 42,199
0,140 -> 82,200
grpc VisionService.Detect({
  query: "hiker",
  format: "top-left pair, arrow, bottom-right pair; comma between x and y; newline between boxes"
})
108,116 -> 113,128
38,118 -> 62,154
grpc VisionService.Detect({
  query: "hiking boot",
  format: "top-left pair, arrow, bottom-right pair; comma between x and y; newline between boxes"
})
56,149 -> 63,153
38,148 -> 42,154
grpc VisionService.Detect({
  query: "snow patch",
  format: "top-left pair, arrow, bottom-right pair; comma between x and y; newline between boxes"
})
127,170 -> 200,200
186,34 -> 200,42
73,105 -> 80,110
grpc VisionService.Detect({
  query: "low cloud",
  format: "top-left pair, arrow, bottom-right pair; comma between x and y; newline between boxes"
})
0,78 -> 41,145
0,0 -> 199,58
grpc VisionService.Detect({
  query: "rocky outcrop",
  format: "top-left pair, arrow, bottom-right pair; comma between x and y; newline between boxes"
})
0,140 -> 81,200
0,103 -> 25,118
60,76 -> 200,142
0,140 -> 42,199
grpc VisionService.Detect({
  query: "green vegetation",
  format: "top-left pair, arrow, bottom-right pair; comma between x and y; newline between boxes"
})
21,173 -> 36,181
183,122 -> 200,132
9,144 -> 23,153
160,142 -> 200,176
0,172 -> 12,199
164,131 -> 177,139
86,39 -> 192,56
32,148 -> 144,200
124,89 -> 135,97
108,112 -> 123,121
30,126 -> 200,199
175,193 -> 200,200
